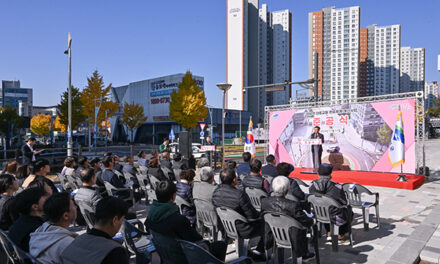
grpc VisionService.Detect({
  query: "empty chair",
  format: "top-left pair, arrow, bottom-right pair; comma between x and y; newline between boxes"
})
194,199 -> 220,242
174,195 -> 192,215
57,173 -> 69,190
308,194 -> 353,252
122,219 -> 155,264
216,207 -> 256,257
161,167 -> 174,181
150,230 -> 188,264
264,213 -> 319,264
135,173 -> 148,192
75,200 -> 96,229
342,183 -> 380,231
173,169 -> 182,182
148,174 -> 160,190
103,181 -> 136,207
0,229 -> 42,264
245,187 -> 268,212
178,240 -> 251,264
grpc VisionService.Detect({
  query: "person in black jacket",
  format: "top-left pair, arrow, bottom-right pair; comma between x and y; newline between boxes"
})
145,180 -> 226,262
8,187 -> 51,252
21,137 -> 41,165
75,156 -> 89,178
61,197 -> 130,264
148,157 -> 167,181
261,176 -> 315,260
277,162 -> 306,201
310,126 -> 325,169
309,164 -> 352,241
242,159 -> 270,193
212,168 -> 265,261
101,156 -> 131,200
0,174 -> 19,230
176,169 -> 196,225
261,154 -> 278,177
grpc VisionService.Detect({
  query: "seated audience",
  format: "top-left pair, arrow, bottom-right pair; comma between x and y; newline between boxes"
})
75,156 -> 89,178
145,180 -> 227,261
309,163 -> 352,242
172,153 -> 188,170
121,155 -> 138,176
90,157 -> 105,188
75,168 -> 102,210
261,176 -> 315,260
112,155 -> 123,174
193,167 -> 216,203
277,162 -> 306,201
236,152 -> 252,175
9,186 -> 51,252
176,169 -> 196,225
61,197 -> 130,264
188,154 -> 196,170
61,157 -> 76,177
101,156 -> 131,200
23,158 -> 58,194
15,164 -> 30,187
0,174 -> 19,230
261,154 -> 278,177
160,152 -> 175,180
195,158 -> 209,181
137,151 -> 148,167
242,159 -> 270,193
29,192 -> 78,263
6,161 -> 18,176
148,157 -> 167,181
212,168 -> 265,261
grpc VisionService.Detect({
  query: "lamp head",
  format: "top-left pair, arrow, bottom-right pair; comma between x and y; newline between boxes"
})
216,83 -> 232,92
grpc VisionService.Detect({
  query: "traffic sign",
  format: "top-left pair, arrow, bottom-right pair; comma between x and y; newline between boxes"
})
169,128 -> 175,140
200,123 -> 206,130
200,131 -> 205,137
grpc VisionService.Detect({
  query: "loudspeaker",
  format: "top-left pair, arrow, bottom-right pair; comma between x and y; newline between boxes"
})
179,131 -> 192,160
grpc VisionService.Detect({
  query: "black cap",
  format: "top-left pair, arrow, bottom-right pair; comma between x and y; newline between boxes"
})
318,163 -> 333,176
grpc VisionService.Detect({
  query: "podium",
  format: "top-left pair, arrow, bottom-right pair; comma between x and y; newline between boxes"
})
299,138 -> 322,174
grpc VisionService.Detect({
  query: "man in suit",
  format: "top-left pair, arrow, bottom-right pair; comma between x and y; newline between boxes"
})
310,126 -> 324,169
21,138 -> 42,165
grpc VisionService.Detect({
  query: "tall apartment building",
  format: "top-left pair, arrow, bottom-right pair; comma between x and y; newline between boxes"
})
400,47 -> 425,92
373,25 -> 401,95
0,80 -> 33,116
425,81 -> 439,110
227,0 -> 291,123
309,6 -> 360,101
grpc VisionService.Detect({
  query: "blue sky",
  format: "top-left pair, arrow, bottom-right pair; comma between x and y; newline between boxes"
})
1,0 -> 439,108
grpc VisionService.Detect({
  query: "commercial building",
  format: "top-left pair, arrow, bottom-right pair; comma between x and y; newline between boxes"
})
309,6 -> 360,101
425,81 -> 439,110
400,47 -> 425,92
227,0 -> 291,123
32,106 -> 58,117
1,80 -> 33,116
110,73 -> 251,144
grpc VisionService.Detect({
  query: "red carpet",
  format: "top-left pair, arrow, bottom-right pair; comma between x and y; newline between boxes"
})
289,168 -> 425,190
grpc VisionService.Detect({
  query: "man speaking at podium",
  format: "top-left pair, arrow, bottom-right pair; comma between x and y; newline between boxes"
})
310,126 -> 324,170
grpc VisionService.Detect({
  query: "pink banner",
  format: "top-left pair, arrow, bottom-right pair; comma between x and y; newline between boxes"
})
268,99 -> 416,173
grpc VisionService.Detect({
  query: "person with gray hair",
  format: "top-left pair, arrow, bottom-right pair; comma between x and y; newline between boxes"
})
192,166 -> 216,203
261,176 -> 315,261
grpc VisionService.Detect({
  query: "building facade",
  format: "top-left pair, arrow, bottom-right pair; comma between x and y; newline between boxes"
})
425,81 -> 439,110
1,80 -> 33,117
309,6 -> 360,101
227,0 -> 291,123
400,47 -> 425,93
110,73 -> 251,144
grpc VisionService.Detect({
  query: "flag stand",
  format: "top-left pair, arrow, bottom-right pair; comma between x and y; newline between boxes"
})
397,164 -> 408,182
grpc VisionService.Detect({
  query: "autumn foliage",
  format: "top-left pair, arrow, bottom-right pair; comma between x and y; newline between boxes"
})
169,71 -> 207,130
122,102 -> 147,143
30,114 -> 51,136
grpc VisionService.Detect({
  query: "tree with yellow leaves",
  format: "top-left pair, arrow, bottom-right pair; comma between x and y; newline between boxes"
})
122,102 -> 147,143
53,115 -> 67,133
30,114 -> 51,136
169,71 -> 207,130
81,70 -> 118,127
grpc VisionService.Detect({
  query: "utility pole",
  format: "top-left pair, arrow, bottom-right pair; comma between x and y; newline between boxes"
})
65,33 -> 73,157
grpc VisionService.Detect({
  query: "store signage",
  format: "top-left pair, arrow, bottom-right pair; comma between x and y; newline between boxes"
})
151,97 -> 171,104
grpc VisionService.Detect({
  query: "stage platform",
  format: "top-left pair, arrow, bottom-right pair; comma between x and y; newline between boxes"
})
289,168 -> 425,190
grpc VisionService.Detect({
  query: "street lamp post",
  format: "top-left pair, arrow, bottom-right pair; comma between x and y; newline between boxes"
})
64,33 -> 73,157
216,83 -> 232,167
